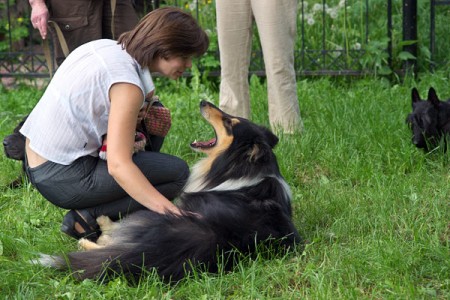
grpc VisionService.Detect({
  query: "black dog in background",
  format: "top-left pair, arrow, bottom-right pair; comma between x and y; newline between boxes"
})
406,87 -> 450,152
3,116 -> 27,161
2,116 -> 27,187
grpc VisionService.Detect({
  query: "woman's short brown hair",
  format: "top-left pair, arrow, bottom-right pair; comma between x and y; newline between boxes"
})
118,7 -> 209,68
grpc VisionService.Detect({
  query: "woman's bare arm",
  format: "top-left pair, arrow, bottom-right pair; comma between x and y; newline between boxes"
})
106,83 -> 181,215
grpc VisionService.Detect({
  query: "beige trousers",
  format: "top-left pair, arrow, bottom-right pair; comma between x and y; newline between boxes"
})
216,0 -> 301,133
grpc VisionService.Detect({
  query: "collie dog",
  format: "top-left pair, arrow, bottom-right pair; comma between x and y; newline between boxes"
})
38,100 -> 301,282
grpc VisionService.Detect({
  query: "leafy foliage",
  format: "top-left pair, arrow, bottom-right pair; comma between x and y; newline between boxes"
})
2,0 -> 449,75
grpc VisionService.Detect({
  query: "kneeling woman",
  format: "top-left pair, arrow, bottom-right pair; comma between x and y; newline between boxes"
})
20,7 -> 209,241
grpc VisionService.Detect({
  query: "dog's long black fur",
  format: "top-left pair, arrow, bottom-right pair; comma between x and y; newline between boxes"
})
2,116 -> 27,188
40,101 -> 301,283
406,87 -> 450,152
3,115 -> 27,161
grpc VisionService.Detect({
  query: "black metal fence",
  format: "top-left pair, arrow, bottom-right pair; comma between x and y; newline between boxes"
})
0,0 -> 447,79
430,0 -> 450,70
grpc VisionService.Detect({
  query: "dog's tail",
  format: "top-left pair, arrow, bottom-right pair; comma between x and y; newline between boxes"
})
30,249 -> 147,281
30,253 -> 67,269
52,214 -> 222,282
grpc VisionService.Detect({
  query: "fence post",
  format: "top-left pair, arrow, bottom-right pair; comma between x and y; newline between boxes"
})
387,0 -> 392,68
402,0 -> 417,74
430,0 -> 435,71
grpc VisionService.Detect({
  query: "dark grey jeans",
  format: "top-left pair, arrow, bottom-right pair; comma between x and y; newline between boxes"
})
25,152 -> 189,221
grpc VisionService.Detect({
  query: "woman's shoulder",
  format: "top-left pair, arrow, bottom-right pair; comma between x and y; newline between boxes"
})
70,39 -> 131,62
93,39 -> 123,51
97,40 -> 137,67
54,39 -> 142,89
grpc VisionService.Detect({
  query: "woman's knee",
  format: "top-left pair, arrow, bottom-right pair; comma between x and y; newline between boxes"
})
133,151 -> 189,182
174,157 -> 190,184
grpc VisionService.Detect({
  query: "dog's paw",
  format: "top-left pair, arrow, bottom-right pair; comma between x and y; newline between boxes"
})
97,215 -> 119,235
96,215 -> 113,227
79,238 -> 101,251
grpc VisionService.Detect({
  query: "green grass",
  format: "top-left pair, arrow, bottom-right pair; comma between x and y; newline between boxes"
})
1,72 -> 449,299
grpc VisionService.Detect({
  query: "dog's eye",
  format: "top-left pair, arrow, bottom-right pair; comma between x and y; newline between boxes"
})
413,115 -> 422,127
407,120 -> 413,129
223,117 -> 233,128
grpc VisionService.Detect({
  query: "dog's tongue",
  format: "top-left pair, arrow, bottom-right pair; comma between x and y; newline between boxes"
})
192,138 -> 216,148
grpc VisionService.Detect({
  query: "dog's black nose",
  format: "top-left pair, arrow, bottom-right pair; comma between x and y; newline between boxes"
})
200,100 -> 208,107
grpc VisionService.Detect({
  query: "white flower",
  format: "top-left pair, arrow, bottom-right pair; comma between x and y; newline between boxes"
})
312,3 -> 322,12
307,17 -> 315,26
339,0 -> 346,8
329,9 -> 338,19
331,51 -> 341,58
353,42 -> 362,50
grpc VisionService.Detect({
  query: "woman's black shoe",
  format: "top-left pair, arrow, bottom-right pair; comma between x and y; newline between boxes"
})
60,209 -> 100,242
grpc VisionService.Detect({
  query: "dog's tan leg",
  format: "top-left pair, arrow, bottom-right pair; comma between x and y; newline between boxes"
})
79,238 -> 104,250
96,234 -> 114,246
97,215 -> 119,234
95,215 -> 120,246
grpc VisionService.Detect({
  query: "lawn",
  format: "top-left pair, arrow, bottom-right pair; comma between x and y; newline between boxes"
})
0,71 -> 449,299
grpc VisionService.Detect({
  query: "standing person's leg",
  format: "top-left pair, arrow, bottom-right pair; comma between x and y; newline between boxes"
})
252,0 -> 302,133
47,0 -> 103,65
102,0 -> 139,39
216,0 -> 253,119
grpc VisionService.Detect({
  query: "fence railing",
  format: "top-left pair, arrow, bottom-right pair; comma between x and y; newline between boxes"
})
0,0 -> 447,79
430,0 -> 450,71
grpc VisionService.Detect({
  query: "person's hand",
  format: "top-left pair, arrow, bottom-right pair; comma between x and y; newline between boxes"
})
166,205 -> 182,216
30,0 -> 49,39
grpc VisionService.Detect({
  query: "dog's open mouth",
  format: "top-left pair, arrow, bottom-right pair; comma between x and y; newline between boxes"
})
190,137 -> 217,149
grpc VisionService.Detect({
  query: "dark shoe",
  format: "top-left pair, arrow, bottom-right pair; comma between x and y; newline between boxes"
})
61,209 -> 100,242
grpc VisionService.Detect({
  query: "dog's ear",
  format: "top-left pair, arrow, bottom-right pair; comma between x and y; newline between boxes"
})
246,127 -> 278,163
247,144 -> 263,163
427,87 -> 440,108
247,143 -> 275,163
260,127 -> 279,149
412,88 -> 421,103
